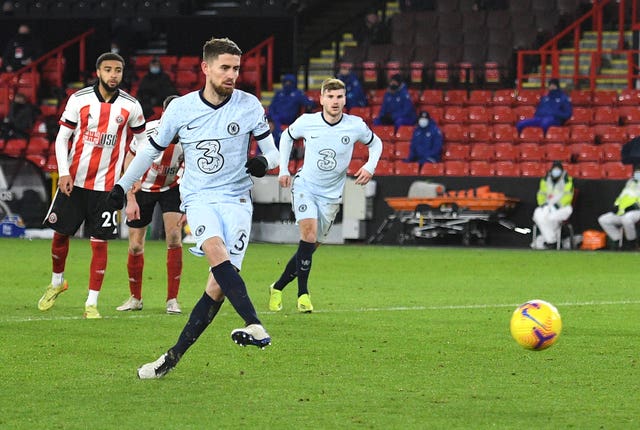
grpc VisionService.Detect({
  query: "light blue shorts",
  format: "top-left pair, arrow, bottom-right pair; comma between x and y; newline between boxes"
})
291,179 -> 340,243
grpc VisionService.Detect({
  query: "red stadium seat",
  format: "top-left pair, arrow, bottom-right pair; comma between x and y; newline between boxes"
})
544,126 -> 571,143
177,56 -> 201,71
443,143 -> 470,161
352,144 -> 368,160
601,143 -> 623,162
394,161 -> 420,175
602,161 -> 632,179
469,142 -> 494,161
441,124 -> 467,143
513,106 -> 535,122
576,162 -> 603,179
442,106 -> 466,124
347,159 -> 361,175
493,142 -> 518,161
420,162 -> 445,176
515,89 -> 542,106
591,106 -> 619,125
466,106 -> 490,124
598,127 -> 627,145
618,106 -> 640,125
419,89 -> 444,106
394,141 -> 411,160
519,127 -> 544,144
493,161 -> 520,177
569,125 -> 595,144
443,89 -> 468,106
469,160 -> 494,176
618,88 -> 640,106
519,161 -> 547,177
26,154 -> 47,168
371,125 -> 396,140
492,124 -> 518,143
367,89 -> 386,105
175,70 -> 198,89
544,143 -> 572,162
394,125 -> 414,141
2,138 -> 27,157
466,90 -> 492,106
569,90 -> 592,107
625,124 -> 640,139
570,143 -> 602,162
380,142 -> 396,160
518,143 -> 544,161
566,107 -> 592,125
467,124 -> 492,143
26,136 -> 50,156
492,89 -> 516,106
374,159 -> 395,175
491,106 -> 516,124
444,160 -> 469,176
591,90 -> 618,106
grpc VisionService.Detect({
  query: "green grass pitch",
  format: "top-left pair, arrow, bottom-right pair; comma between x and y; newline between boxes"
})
0,238 -> 638,429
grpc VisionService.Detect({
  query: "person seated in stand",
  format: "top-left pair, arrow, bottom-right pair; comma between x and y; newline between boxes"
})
373,74 -> 417,129
268,73 -> 315,132
598,164 -> 640,250
2,23 -> 42,72
137,56 -> 177,119
1,92 -> 40,140
516,78 -> 572,135
336,62 -> 367,110
403,111 -> 442,167
531,161 -> 574,250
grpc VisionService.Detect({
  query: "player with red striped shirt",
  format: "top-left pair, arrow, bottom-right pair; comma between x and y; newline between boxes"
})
38,52 -> 146,319
117,95 -> 185,315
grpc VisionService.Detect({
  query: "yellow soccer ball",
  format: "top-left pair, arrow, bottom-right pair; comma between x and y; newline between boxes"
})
510,300 -> 562,350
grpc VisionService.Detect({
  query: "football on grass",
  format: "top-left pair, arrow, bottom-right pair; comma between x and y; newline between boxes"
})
510,299 -> 562,350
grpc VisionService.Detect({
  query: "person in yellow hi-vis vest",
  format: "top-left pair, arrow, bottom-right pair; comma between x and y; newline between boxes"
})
598,165 -> 640,250
532,161 -> 574,249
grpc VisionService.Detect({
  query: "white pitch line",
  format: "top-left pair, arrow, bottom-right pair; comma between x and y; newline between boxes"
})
2,299 -> 639,324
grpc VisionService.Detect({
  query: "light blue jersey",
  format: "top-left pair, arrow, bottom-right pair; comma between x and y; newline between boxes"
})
118,89 -> 278,207
280,112 -> 381,200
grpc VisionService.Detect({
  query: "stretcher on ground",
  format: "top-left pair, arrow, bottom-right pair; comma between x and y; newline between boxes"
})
369,185 -> 529,245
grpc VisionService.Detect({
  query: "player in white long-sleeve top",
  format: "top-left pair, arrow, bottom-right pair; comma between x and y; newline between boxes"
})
107,37 -> 279,379
269,78 -> 383,313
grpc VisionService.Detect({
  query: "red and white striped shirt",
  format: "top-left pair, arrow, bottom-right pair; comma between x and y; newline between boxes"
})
129,119 -> 184,193
58,85 -> 145,191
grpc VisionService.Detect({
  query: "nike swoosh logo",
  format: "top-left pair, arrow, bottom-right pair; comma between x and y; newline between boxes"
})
187,124 -> 198,130
310,135 -> 319,138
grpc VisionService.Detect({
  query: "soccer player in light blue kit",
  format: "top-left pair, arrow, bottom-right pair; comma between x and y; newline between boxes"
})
107,37 -> 279,379
269,78 -> 383,312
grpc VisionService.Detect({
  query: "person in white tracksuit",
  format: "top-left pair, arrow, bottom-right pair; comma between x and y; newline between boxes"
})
532,161 -> 574,249
598,165 -> 640,250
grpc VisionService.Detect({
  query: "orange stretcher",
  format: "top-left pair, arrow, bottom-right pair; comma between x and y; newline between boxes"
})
384,185 -> 520,212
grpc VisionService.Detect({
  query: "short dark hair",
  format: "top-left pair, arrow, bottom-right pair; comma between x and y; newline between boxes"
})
202,37 -> 242,62
96,52 -> 125,69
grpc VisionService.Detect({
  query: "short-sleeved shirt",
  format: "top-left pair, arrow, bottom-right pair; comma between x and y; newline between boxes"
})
59,84 -> 146,191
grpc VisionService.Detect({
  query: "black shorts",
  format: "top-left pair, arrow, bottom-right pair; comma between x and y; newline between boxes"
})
43,187 -> 120,240
126,186 -> 182,228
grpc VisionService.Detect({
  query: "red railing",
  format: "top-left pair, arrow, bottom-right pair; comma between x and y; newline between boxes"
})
516,0 -> 639,91
239,36 -> 274,98
0,28 -> 95,111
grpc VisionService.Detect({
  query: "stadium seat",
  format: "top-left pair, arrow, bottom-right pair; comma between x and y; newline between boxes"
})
2,138 -> 27,157
444,160 -> 469,176
491,106 -> 516,124
419,106 -> 443,123
544,126 -> 571,143
544,143 -> 572,162
492,89 -> 516,106
570,143 -> 602,162
600,143 -> 623,162
602,161 -> 632,179
569,125 -> 595,144
566,107 -> 592,125
576,162 -> 603,179
492,124 -> 518,143
395,125 -> 414,141
177,56 -> 201,71
618,106 -> 640,125
26,154 -> 47,169
352,144 -> 368,160
26,136 -> 50,156
466,90 -> 492,106
380,143 -> 396,161
442,106 -> 466,124
515,89 -> 542,106
347,159 -> 361,176
493,161 -> 520,177
569,89 -> 592,107
175,70 -> 198,89
466,106 -> 490,124
469,160 -> 494,176
617,88 -> 640,106
420,162 -> 445,176
519,161 -> 547,177
563,162 -> 580,178
367,89 -> 386,105
513,106 -> 535,122
493,142 -> 518,161
519,127 -> 544,144
394,141 -> 411,160
394,161 -> 420,175
419,89 -> 444,106
518,143 -> 544,161
371,125 -> 396,140
469,142 -> 494,161
443,143 -> 470,161
598,127 -> 627,145
443,90 -> 468,106
441,124 -> 467,143
374,159 -> 395,175
45,153 -> 58,172
591,90 -> 618,106
591,106 -> 619,125
625,124 -> 640,139
467,124 -> 492,143
349,106 -> 372,123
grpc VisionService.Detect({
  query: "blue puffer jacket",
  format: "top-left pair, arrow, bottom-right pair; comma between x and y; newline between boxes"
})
337,71 -> 368,109
406,121 -> 443,163
534,89 -> 573,122
374,83 -> 417,126
268,74 -> 315,126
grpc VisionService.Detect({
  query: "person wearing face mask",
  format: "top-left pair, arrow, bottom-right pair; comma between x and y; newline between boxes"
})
597,165 -> 640,250
516,78 -> 572,135
531,161 -> 574,249
373,74 -> 417,129
336,62 -> 367,110
137,56 -> 177,119
268,73 -> 315,132
404,111 -> 442,166
2,24 -> 42,72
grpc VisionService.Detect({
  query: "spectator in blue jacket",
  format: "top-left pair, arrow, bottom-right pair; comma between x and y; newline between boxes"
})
404,111 -> 443,166
373,74 -> 417,129
336,62 -> 367,110
268,73 -> 315,132
516,78 -> 573,135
